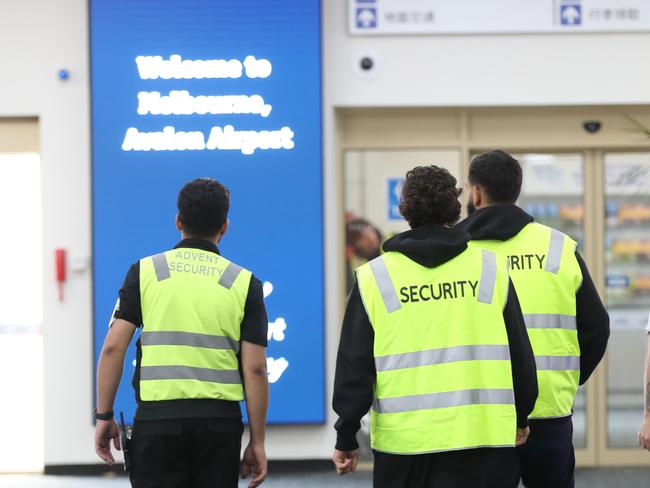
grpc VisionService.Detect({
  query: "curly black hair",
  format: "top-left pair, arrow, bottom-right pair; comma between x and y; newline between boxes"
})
468,150 -> 522,204
399,165 -> 462,228
177,177 -> 230,238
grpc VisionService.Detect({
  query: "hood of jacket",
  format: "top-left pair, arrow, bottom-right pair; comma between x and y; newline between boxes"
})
382,224 -> 470,268
455,204 -> 533,241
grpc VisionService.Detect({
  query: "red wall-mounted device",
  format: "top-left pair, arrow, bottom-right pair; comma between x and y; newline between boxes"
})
55,249 -> 66,301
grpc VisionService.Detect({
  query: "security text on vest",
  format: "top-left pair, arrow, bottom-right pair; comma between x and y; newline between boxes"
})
507,254 -> 545,271
399,280 -> 479,303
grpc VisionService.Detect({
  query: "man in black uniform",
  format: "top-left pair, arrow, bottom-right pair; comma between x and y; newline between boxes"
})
333,165 -> 538,487
457,150 -> 610,488
95,178 -> 269,488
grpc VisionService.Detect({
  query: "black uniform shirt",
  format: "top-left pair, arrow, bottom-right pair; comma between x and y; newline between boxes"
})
112,238 -> 268,422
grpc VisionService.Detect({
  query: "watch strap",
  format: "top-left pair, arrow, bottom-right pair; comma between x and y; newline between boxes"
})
94,408 -> 114,421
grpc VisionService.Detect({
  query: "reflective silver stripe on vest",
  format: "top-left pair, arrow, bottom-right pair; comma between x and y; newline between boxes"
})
152,253 -> 171,281
219,262 -> 243,289
478,250 -> 497,304
372,396 -> 379,413
375,344 -> 511,372
535,355 -> 580,371
524,314 -> 577,331
370,256 -> 402,313
376,388 -> 515,414
545,229 -> 565,274
140,365 -> 242,384
141,331 -> 240,353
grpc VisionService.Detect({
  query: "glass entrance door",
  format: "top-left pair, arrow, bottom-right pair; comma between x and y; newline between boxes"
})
603,152 -> 650,451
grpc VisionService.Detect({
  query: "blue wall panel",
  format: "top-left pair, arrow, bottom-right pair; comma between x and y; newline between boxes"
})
90,0 -> 324,424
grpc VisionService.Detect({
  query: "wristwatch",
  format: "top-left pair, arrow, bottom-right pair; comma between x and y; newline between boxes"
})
94,408 -> 114,421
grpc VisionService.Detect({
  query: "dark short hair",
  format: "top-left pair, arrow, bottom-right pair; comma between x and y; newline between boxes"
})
468,150 -> 522,204
399,165 -> 462,228
177,177 -> 230,238
346,218 -> 383,244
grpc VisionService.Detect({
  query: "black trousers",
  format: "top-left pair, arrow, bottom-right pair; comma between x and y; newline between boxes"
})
518,417 -> 575,488
129,418 -> 243,488
373,447 -> 520,488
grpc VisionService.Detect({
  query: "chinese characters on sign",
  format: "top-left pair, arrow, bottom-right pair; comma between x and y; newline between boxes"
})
588,8 -> 640,21
349,0 -> 650,35
384,10 -> 435,25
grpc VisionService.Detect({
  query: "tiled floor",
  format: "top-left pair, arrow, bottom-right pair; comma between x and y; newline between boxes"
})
0,468 -> 649,488
0,472 -> 369,488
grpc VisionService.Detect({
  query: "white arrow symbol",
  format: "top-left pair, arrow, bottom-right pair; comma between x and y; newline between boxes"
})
562,6 -> 580,24
358,9 -> 376,28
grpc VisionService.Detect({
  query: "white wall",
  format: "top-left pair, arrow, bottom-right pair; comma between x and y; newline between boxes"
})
1,0 -> 650,466
324,2 -> 650,107
0,0 -> 93,465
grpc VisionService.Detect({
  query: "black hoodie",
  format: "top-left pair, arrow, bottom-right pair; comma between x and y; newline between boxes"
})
332,225 -> 538,452
456,205 -> 610,387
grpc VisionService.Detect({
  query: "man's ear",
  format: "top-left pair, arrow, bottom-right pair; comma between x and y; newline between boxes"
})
216,219 -> 229,243
472,185 -> 483,209
175,214 -> 183,232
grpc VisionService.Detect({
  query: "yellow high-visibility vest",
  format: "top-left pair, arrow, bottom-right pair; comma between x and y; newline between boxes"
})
469,222 -> 582,419
138,247 -> 251,402
357,246 -> 516,454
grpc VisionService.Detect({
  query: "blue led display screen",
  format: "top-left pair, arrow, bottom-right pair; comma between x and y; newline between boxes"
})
90,0 -> 324,423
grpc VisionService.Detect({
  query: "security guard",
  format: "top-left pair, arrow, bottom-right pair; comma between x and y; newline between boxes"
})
95,178 -> 269,488
333,165 -> 538,488
457,150 -> 610,488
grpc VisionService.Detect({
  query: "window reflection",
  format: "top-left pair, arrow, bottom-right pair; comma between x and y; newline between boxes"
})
604,152 -> 650,448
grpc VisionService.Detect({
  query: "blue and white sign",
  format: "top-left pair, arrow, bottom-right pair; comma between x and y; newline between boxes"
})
387,177 -> 404,221
90,0 -> 324,424
560,2 -> 582,26
606,274 -> 630,289
356,7 -> 378,29
349,0 -> 650,35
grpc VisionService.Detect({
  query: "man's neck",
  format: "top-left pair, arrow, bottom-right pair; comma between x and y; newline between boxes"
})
181,234 -> 220,246
476,202 -> 495,210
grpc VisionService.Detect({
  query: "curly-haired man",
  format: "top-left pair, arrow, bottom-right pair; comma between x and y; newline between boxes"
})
333,165 -> 538,488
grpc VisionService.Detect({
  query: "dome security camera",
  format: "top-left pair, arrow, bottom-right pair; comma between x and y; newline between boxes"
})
359,56 -> 374,71
353,51 -> 381,79
583,121 -> 602,134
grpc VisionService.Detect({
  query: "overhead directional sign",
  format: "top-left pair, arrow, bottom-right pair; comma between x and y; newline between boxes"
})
349,0 -> 650,35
